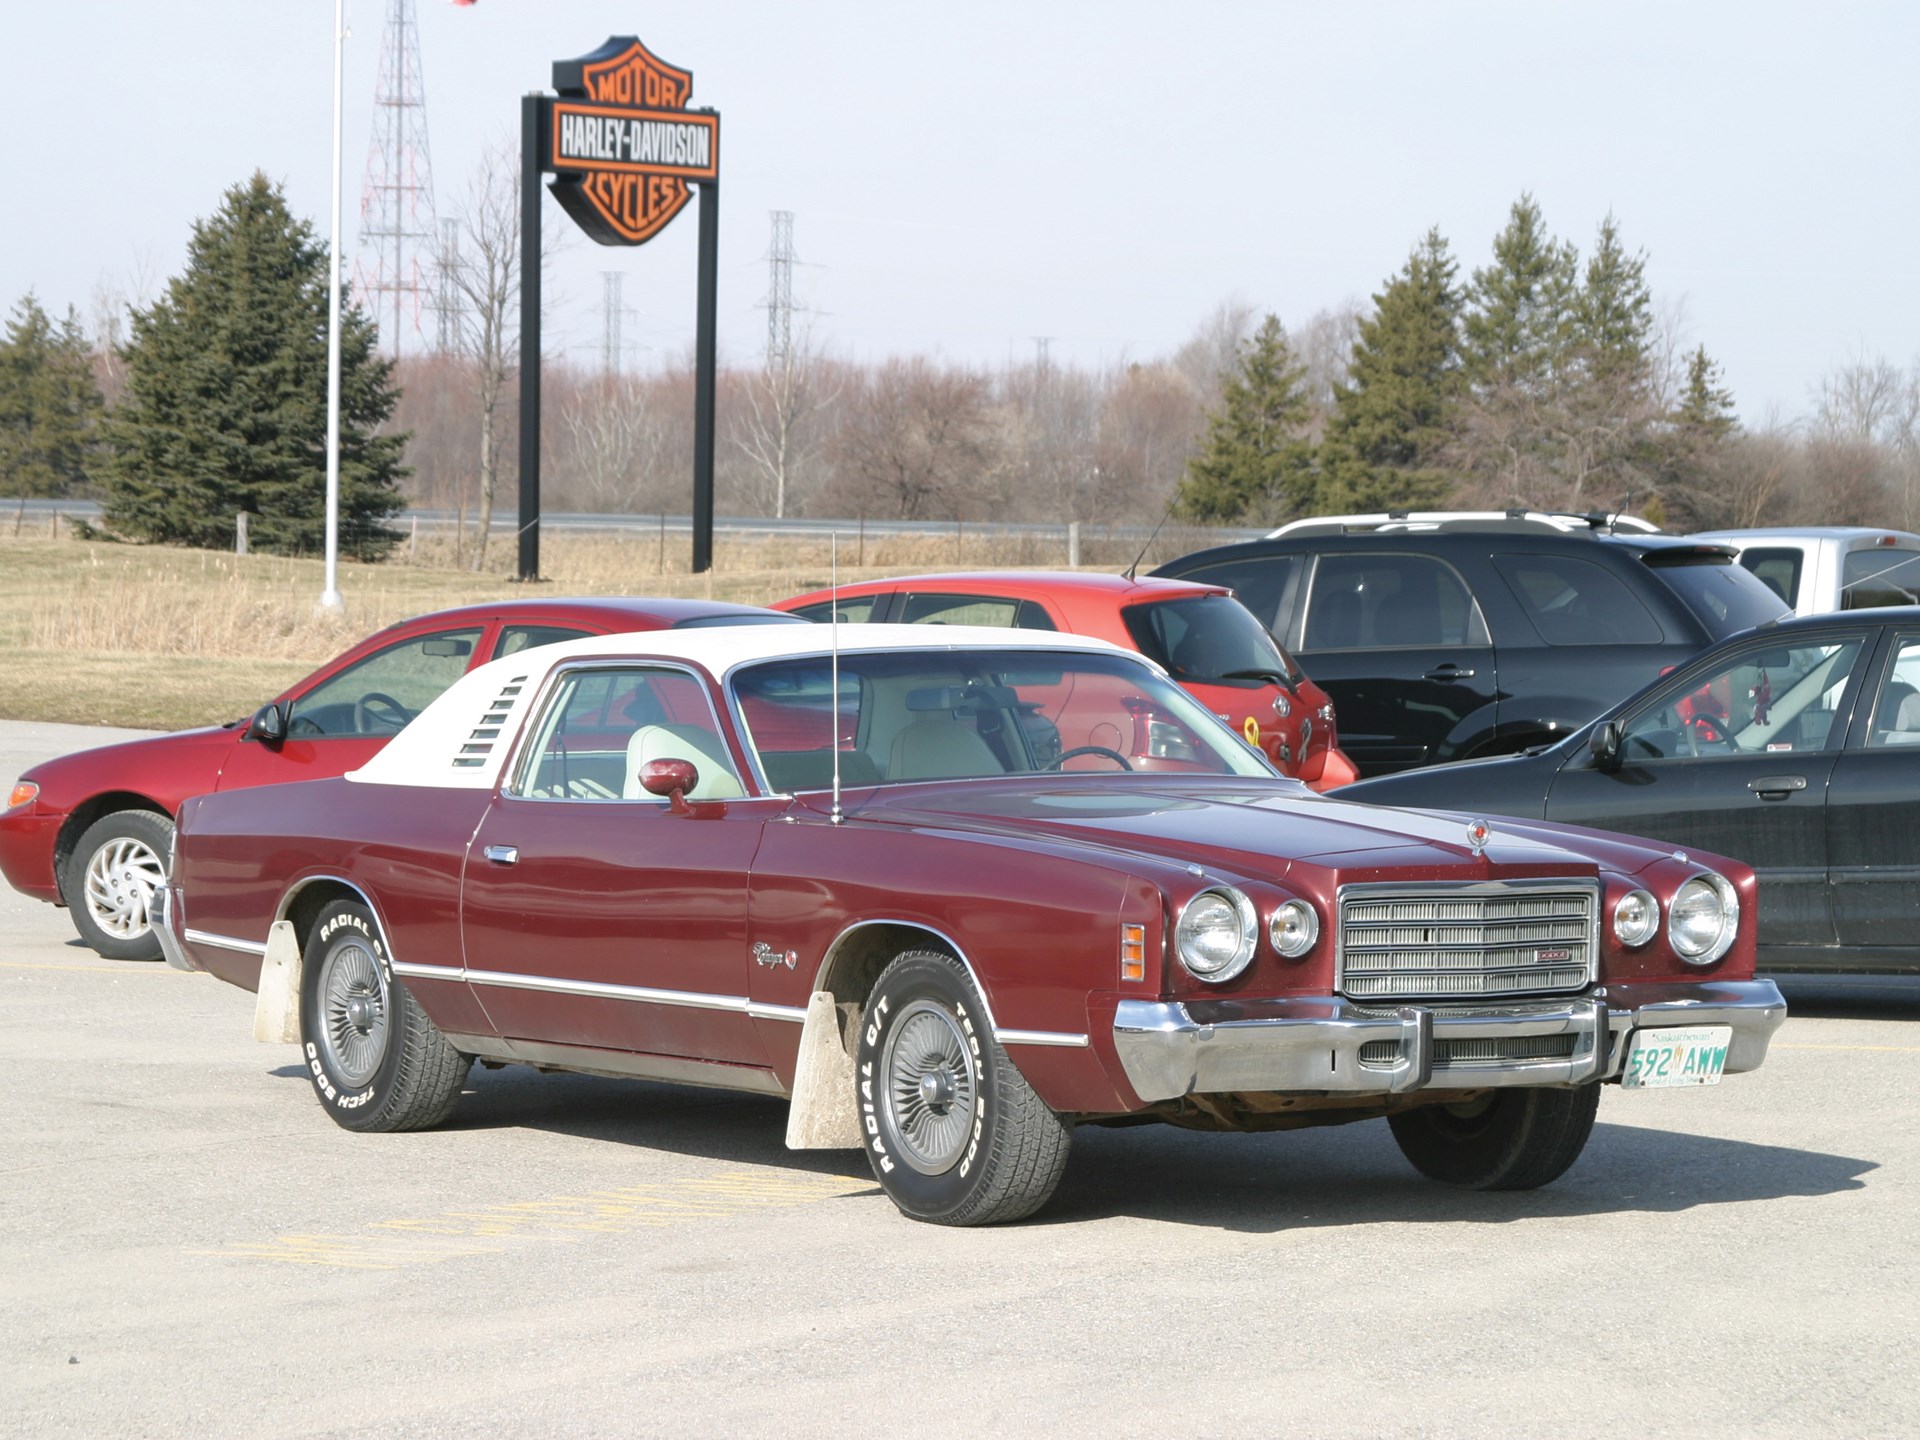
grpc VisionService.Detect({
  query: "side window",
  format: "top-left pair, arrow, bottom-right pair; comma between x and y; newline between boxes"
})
789,595 -> 883,624
1493,554 -> 1663,645
516,666 -> 743,801
494,624 -> 592,659
291,628 -> 484,737
1865,637 -> 1920,747
1620,637 -> 1864,760
1302,554 -> 1486,650
901,593 -> 1027,627
1176,556 -> 1295,633
1739,548 -> 1802,608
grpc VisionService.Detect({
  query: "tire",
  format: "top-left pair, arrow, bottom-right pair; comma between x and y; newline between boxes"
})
855,949 -> 1071,1225
62,810 -> 173,962
297,900 -> 469,1133
1387,1085 -> 1600,1191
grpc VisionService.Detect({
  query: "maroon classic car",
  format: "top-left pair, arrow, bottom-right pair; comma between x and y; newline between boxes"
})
156,624 -> 1786,1225
0,597 -> 800,960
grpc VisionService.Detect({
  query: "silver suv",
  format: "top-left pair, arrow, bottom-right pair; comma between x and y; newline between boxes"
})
1692,527 -> 1920,616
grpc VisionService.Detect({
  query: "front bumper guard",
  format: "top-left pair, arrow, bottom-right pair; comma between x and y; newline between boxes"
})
152,883 -> 197,974
1112,979 -> 1786,1104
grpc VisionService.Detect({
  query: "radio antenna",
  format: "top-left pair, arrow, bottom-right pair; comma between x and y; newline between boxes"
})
1124,496 -> 1179,581
829,532 -> 843,825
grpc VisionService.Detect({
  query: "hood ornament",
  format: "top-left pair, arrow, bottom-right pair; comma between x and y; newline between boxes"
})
1466,818 -> 1492,855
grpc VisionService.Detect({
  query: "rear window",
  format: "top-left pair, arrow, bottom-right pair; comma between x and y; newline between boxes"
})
1168,555 -> 1296,633
673,612 -> 806,628
1644,556 -> 1789,638
900,593 -> 1058,630
1841,549 -> 1920,609
1122,595 -> 1301,685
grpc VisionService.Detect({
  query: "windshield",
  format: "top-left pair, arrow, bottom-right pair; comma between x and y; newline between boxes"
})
1646,557 -> 1789,638
1121,594 -> 1302,685
730,648 -> 1276,791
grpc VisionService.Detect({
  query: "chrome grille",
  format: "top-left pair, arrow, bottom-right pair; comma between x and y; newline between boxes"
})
1358,1034 -> 1580,1068
1338,883 -> 1596,1001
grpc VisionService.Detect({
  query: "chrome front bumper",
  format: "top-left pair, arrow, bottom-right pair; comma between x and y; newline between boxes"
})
1112,979 -> 1787,1104
151,884 -> 197,974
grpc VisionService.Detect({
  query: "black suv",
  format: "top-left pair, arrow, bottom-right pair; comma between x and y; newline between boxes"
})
1155,511 -> 1790,776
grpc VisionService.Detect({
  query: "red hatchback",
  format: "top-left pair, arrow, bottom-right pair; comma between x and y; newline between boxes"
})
0,596 -> 801,960
774,572 -> 1357,790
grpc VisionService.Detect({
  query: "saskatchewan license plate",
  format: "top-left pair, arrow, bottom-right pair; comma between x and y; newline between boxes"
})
1622,1025 -> 1733,1088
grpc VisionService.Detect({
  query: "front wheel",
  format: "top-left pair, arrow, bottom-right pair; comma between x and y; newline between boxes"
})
856,950 -> 1071,1225
1387,1085 -> 1600,1190
298,900 -> 469,1133
62,810 -> 173,961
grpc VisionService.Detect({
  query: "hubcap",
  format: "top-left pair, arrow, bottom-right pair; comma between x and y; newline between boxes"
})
317,935 -> 389,1088
882,999 -> 979,1176
82,835 -> 167,940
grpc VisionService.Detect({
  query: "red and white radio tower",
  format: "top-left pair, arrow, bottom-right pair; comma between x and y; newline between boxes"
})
355,0 -> 438,357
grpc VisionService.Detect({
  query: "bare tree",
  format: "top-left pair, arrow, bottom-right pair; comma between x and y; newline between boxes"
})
556,371 -> 672,512
822,358 -> 996,520
1292,301 -> 1363,434
734,317 -> 837,518
1172,298 -> 1256,413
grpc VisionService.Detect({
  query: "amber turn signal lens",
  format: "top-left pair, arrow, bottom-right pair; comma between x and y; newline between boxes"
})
1120,923 -> 1146,982
6,782 -> 38,810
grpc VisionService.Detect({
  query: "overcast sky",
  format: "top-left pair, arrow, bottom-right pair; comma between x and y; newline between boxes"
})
2,2 -> 1913,424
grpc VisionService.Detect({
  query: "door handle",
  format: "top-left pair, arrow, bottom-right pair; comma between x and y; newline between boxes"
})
483,844 -> 519,865
1748,775 -> 1807,800
1423,665 -> 1476,681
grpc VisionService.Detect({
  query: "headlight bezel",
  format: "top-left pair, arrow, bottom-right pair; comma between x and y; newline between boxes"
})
1268,897 -> 1320,958
1668,872 -> 1738,965
1612,888 -> 1659,948
1175,886 -> 1258,983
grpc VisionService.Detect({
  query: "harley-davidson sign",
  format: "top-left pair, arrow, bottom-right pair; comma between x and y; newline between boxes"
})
546,38 -> 720,246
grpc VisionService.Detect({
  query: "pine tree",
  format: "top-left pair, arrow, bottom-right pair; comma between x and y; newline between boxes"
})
1657,345 -> 1742,528
102,172 -> 406,557
1175,314 -> 1316,524
1319,228 -> 1461,512
1455,194 -> 1580,504
0,293 -> 104,498
1574,214 -> 1654,386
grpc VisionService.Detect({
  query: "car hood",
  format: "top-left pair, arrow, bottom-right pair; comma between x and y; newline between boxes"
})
21,723 -> 239,793
824,777 -> 1664,882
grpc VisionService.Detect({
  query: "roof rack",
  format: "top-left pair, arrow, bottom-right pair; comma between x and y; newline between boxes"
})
1265,508 -> 1662,539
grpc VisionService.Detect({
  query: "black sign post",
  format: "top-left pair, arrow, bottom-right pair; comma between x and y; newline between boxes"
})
519,38 -> 721,579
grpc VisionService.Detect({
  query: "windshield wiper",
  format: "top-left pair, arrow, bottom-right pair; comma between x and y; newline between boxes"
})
1214,667 -> 1292,685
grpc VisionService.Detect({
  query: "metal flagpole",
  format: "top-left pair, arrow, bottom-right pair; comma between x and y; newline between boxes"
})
319,0 -> 347,615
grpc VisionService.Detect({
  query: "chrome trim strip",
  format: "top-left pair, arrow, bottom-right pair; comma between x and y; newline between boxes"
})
1112,979 -> 1785,1104
183,928 -> 268,957
392,961 -> 465,984
810,918 -> 1006,1034
153,886 -> 196,973
273,876 -> 398,966
461,966 -> 749,1013
995,1028 -> 1090,1048
748,1002 -> 808,1023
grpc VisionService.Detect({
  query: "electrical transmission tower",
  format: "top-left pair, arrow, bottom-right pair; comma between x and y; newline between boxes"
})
602,272 -> 624,375
765,210 -> 795,370
434,217 -> 459,354
356,0 -> 437,358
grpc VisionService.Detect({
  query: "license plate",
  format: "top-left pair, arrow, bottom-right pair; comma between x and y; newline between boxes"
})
1621,1025 -> 1732,1088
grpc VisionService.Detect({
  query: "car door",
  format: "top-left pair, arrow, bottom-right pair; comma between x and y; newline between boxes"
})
215,623 -> 489,791
1825,628 -> 1920,965
1545,628 -> 1871,950
1290,551 -> 1498,775
459,662 -> 780,1065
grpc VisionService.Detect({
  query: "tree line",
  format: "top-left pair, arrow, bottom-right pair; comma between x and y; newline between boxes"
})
5,175 -> 1918,561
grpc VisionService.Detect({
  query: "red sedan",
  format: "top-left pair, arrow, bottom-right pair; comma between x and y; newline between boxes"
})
0,597 -> 800,960
774,572 -> 1359,789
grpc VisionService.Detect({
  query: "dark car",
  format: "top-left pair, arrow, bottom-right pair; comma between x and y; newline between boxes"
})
1155,511 -> 1789,777
1336,605 -> 1920,974
0,597 -> 802,960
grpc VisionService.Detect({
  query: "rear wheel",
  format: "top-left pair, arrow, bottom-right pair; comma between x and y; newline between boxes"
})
62,810 -> 173,962
298,899 -> 468,1133
856,949 -> 1071,1225
1388,1085 -> 1600,1190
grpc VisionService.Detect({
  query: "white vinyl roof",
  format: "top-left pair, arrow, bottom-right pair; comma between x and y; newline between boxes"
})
348,622 -> 1132,790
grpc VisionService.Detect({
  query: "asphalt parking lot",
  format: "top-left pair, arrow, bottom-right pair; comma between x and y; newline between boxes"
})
3,721 -> 1917,1439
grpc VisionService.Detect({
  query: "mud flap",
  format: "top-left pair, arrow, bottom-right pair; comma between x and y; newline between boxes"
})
784,991 -> 863,1150
252,920 -> 303,1044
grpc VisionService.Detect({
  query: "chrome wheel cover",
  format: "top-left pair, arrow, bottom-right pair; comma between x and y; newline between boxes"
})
316,935 -> 389,1088
881,999 -> 979,1176
81,835 -> 167,940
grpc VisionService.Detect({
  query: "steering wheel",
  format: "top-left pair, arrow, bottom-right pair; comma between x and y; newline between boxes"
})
1046,745 -> 1133,771
356,691 -> 413,734
1685,714 -> 1736,756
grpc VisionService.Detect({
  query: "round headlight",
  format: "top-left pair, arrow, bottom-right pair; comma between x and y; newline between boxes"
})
1612,889 -> 1659,948
1269,898 -> 1319,958
1176,888 -> 1257,982
1668,873 -> 1738,965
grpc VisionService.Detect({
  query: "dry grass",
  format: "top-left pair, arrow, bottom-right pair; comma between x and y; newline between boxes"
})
0,524 -> 1224,731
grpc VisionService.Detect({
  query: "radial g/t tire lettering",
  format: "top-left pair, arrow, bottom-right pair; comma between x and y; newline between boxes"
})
855,949 -> 1072,1225
297,899 -> 469,1133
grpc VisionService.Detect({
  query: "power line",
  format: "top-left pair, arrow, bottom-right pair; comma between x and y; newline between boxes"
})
354,0 -> 437,358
